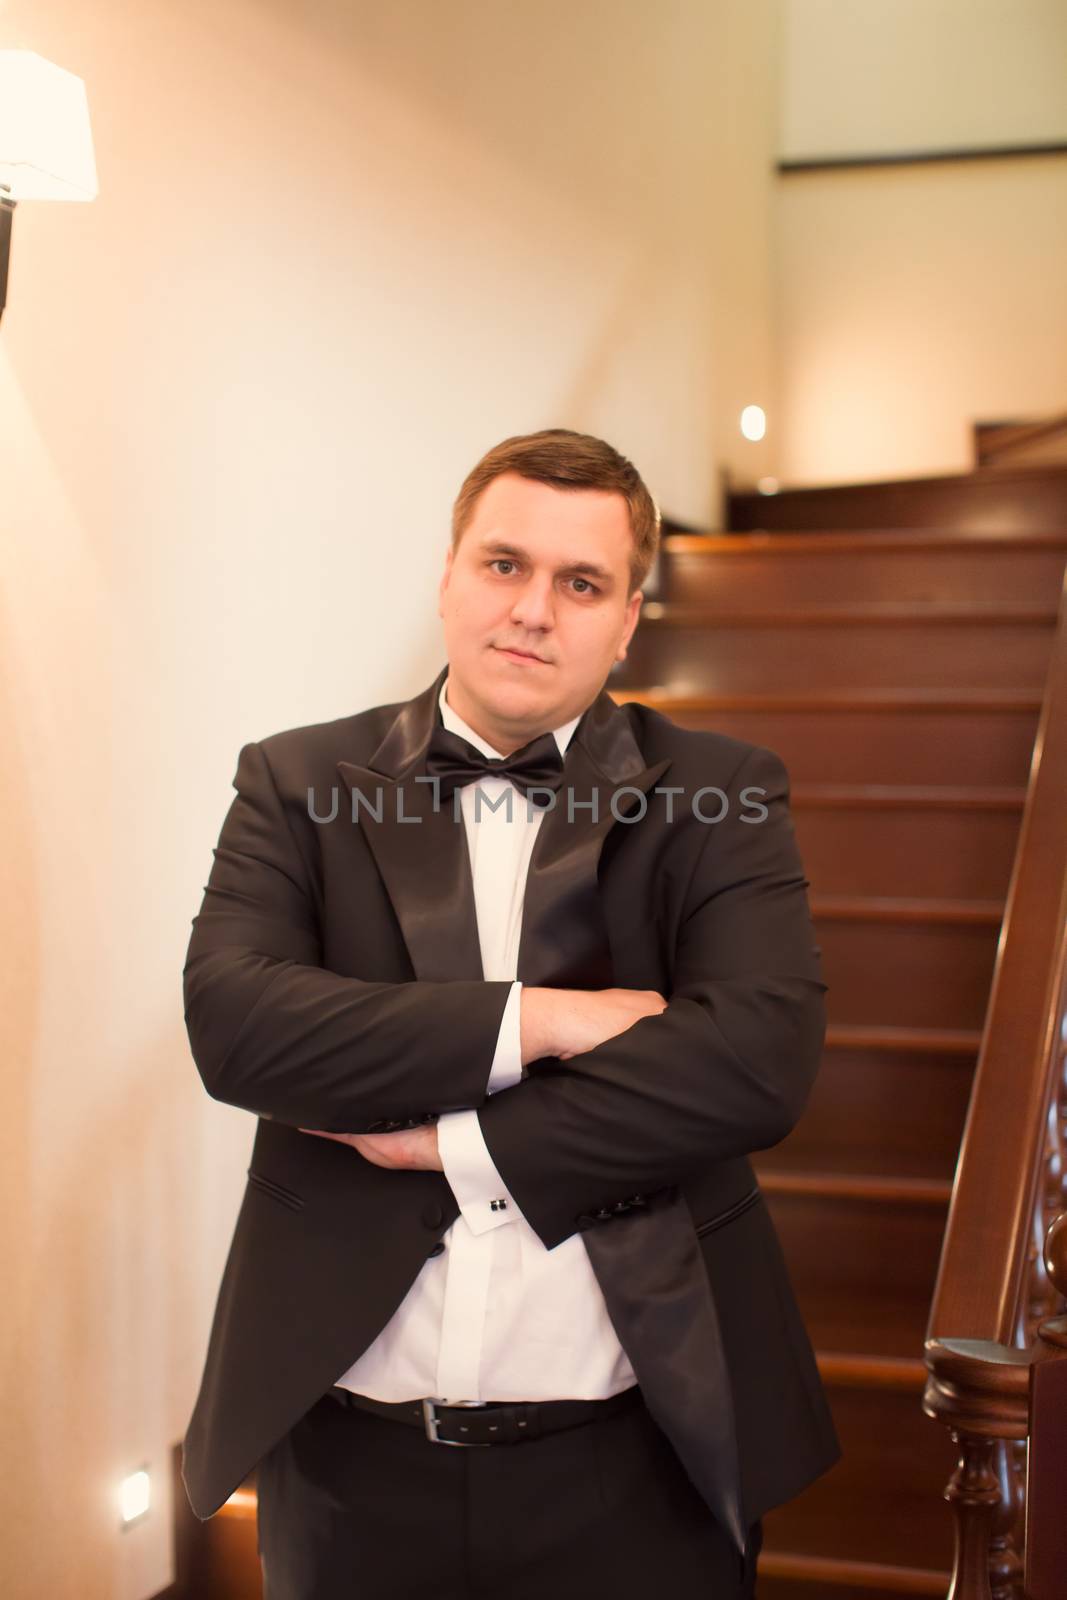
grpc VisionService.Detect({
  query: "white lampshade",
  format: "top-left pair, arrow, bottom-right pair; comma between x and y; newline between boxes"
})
0,50 -> 98,200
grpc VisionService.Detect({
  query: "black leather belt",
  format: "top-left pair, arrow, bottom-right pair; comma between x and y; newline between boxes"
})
329,1383 -> 641,1446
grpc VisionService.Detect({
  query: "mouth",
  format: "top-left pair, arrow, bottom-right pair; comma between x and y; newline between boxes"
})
494,645 -> 549,665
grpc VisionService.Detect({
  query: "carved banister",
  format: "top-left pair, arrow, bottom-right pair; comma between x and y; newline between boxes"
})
924,1340 -> 1033,1600
923,1341 -> 1032,1438
1025,1213 -> 1067,1597
922,1208 -> 1067,1600
923,559 -> 1067,1598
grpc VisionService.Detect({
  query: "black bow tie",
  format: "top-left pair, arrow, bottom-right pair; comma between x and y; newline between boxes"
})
424,724 -> 565,801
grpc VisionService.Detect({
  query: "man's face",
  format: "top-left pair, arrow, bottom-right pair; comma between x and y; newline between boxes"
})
437,471 -> 644,753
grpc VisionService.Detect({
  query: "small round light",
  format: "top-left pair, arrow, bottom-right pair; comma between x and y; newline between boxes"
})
740,405 -> 766,442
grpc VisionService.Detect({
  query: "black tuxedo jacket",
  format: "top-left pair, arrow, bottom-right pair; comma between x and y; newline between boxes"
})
180,662 -> 841,1562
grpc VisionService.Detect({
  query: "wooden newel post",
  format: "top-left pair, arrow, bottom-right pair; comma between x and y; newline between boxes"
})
924,1339 -> 1032,1600
988,1438 -> 1024,1600
1025,1212 -> 1067,1598
944,1433 -> 1000,1600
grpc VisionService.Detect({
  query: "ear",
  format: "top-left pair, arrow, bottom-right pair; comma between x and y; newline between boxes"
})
614,589 -> 644,663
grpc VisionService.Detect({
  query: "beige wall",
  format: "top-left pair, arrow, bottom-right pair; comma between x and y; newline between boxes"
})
0,2 -> 780,1594
781,0 -> 1067,159
774,155 -> 1067,484
774,0 -> 1067,485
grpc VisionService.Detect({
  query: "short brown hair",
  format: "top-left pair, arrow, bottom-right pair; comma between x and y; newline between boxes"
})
451,428 -> 660,596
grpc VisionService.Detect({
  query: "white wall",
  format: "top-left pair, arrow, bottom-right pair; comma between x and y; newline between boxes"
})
0,2 -> 780,1593
774,0 -> 1067,484
781,0 -> 1067,159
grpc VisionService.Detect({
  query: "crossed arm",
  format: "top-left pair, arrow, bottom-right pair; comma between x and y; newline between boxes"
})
299,985 -> 668,1174
184,738 -> 826,1250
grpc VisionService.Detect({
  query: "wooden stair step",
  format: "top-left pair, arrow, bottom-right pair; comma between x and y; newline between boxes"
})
816,1353 -> 927,1393
756,1550 -> 951,1598
763,1187 -> 948,1357
662,528 -> 1067,608
758,1172 -> 952,1206
817,914 -> 999,1030
794,795 -> 1023,901
640,600 -> 1058,625
759,1382 -> 957,1570
812,894 -> 1003,925
723,465 -> 1067,535
607,688 -> 1040,787
611,686 -> 1045,710
824,1024 -> 980,1055
792,784 -> 1026,808
764,1039 -> 974,1181
664,529 -> 1067,553
620,615 -> 1052,692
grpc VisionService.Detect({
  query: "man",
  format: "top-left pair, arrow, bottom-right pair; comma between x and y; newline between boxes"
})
181,428 -> 840,1598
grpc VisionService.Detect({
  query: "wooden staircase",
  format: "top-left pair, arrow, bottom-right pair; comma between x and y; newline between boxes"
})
608,519 -> 1067,1597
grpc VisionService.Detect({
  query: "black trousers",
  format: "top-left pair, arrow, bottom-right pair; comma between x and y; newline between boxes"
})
256,1386 -> 762,1598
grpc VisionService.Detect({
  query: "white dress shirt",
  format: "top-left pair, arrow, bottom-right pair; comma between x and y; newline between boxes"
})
335,676 -> 638,1403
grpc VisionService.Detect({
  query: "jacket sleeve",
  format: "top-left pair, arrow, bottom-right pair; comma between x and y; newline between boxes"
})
182,739 -> 513,1128
477,744 -> 828,1250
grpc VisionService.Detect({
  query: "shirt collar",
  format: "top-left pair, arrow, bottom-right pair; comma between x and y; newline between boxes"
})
439,676 -> 581,759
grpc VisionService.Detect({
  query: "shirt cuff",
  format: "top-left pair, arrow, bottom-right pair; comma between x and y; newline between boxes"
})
437,1108 -> 521,1235
486,981 -> 523,1094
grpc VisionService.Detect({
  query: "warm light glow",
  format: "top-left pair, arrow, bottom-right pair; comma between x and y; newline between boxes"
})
0,51 -> 98,200
740,405 -> 766,442
119,1469 -> 150,1525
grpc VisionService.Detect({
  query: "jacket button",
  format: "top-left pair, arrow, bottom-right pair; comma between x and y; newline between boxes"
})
427,1240 -> 445,1258
422,1201 -> 444,1229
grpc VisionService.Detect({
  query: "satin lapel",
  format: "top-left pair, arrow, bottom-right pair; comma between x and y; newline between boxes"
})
517,685 -> 748,1560
517,702 -> 669,993
335,664 -> 484,983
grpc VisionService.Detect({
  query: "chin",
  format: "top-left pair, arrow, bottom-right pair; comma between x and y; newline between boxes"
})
485,679 -> 546,711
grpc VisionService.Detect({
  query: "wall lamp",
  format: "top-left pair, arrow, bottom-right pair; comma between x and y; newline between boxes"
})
0,50 -> 98,324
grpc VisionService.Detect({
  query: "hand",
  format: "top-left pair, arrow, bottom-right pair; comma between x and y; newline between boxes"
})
299,1123 -> 443,1171
554,988 -> 668,1059
521,986 -> 667,1063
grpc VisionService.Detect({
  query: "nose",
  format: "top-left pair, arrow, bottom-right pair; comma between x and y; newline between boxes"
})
509,571 -> 555,634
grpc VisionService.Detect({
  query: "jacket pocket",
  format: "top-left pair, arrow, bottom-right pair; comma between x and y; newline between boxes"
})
694,1184 -> 761,1238
247,1168 -> 306,1211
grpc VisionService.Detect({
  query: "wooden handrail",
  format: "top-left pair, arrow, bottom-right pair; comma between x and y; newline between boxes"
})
924,573 -> 1067,1342
923,557 -> 1067,1596
976,413 -> 1067,467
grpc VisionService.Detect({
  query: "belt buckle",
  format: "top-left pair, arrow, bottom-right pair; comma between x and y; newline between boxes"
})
421,1397 -> 492,1447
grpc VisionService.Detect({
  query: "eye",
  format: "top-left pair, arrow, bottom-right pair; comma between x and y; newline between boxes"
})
571,577 -> 600,596
487,559 -> 517,575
